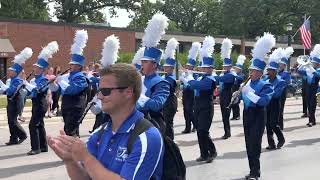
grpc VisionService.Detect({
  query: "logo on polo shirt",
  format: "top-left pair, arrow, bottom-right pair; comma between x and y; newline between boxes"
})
116,146 -> 128,162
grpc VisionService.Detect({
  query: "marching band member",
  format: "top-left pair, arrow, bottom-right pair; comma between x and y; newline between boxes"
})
136,13 -> 170,133
132,47 -> 144,71
24,41 -> 59,155
0,48 -> 32,145
298,44 -> 320,127
89,35 -> 120,131
230,55 -> 246,120
180,36 -> 217,163
278,47 -> 294,129
162,38 -> 179,140
181,42 -> 201,133
217,38 -> 235,139
264,48 -> 286,150
241,33 -> 275,180
56,30 -> 89,137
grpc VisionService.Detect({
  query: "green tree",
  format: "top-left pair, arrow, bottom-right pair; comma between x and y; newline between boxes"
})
0,0 -> 49,20
50,0 -> 142,23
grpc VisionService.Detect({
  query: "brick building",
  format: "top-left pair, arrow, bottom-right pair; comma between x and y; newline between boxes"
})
0,18 -> 305,80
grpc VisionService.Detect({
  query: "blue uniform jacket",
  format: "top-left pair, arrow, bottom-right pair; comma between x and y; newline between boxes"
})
164,73 -> 176,94
235,72 -> 245,86
86,109 -> 164,180
278,70 -> 291,87
266,75 -> 286,99
215,71 -> 235,93
138,73 -> 170,112
6,76 -> 23,96
30,74 -> 48,98
188,74 -> 216,97
297,68 -> 320,85
241,79 -> 274,109
61,71 -> 88,95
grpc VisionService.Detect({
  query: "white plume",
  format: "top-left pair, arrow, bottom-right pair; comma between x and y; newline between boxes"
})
132,47 -> 145,65
200,36 -> 215,58
38,41 -> 59,61
283,47 -> 294,58
310,44 -> 320,58
236,55 -> 246,65
268,48 -> 283,64
71,29 -> 88,55
100,35 -> 120,68
142,13 -> 169,48
188,42 -> 201,60
221,38 -> 233,59
163,38 -> 179,60
251,32 -> 276,61
13,47 -> 33,65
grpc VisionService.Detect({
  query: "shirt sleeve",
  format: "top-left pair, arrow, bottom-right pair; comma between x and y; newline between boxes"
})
188,77 -> 213,91
143,81 -> 170,112
120,127 -> 164,180
35,78 -> 49,93
64,75 -> 88,95
218,73 -> 235,84
6,78 -> 23,96
273,80 -> 286,99
256,83 -> 274,106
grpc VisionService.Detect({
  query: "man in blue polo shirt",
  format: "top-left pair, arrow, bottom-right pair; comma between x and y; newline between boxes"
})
48,63 -> 164,180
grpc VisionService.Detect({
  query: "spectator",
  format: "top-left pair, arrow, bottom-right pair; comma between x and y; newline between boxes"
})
48,63 -> 164,180
46,67 -> 56,118
51,66 -> 61,116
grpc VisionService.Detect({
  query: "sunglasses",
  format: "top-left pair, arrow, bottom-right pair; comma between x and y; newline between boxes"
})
98,87 -> 128,96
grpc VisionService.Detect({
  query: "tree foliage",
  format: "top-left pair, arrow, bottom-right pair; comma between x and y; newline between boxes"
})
0,0 -> 49,21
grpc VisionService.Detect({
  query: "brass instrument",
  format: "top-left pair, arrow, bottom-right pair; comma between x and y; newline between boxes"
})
226,76 -> 251,109
9,70 -> 34,101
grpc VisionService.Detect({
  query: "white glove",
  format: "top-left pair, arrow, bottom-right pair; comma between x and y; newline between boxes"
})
186,74 -> 194,81
90,98 -> 102,115
137,94 -> 150,108
58,80 -> 70,91
87,72 -> 94,79
55,75 -> 63,83
306,66 -> 316,77
242,84 -> 255,94
24,81 -> 36,92
0,80 -> 9,91
179,76 -> 188,85
247,91 -> 260,104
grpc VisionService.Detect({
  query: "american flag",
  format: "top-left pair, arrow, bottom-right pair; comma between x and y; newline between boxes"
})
299,19 -> 311,49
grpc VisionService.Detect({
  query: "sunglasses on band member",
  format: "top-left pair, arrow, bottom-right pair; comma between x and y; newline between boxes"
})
98,87 -> 128,96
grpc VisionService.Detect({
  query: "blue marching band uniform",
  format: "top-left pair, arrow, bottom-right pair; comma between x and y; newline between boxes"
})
278,58 -> 291,130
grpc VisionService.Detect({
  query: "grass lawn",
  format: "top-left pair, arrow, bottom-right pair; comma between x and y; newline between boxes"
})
0,96 -> 32,109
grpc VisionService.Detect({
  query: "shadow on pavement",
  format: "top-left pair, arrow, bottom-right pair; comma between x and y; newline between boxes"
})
285,137 -> 320,148
0,160 -> 64,178
176,138 -> 223,147
185,159 -> 208,168
0,152 -> 27,161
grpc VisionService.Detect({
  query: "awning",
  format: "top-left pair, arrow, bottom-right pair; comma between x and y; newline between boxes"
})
0,38 -> 15,57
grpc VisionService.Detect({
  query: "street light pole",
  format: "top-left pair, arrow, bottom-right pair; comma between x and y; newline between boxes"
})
286,23 -> 293,71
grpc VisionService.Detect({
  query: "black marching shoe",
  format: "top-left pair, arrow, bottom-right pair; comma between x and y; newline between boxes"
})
277,139 -> 285,149
192,128 -> 196,132
301,113 -> 309,118
18,136 -> 27,144
41,148 -> 48,152
27,150 -> 41,155
5,141 -> 18,146
195,156 -> 207,162
266,145 -> 276,150
206,151 -> 217,163
306,122 -> 313,127
221,134 -> 231,139
245,175 -> 259,180
181,129 -> 191,134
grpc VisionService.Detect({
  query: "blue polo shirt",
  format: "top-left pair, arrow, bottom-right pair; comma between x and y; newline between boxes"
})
86,109 -> 164,180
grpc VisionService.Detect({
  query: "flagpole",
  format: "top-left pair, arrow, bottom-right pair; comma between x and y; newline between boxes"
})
292,15 -> 311,39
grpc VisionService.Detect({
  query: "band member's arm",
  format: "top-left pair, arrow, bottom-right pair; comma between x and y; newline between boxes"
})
5,78 -> 23,96
272,80 -> 286,99
188,77 -> 214,90
218,72 -> 235,83
63,76 -> 88,95
246,83 -> 274,106
142,82 -> 170,112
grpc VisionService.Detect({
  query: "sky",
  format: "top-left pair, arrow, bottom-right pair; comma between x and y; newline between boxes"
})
47,0 -> 158,27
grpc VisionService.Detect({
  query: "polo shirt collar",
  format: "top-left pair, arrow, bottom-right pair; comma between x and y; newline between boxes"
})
112,108 -> 144,134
